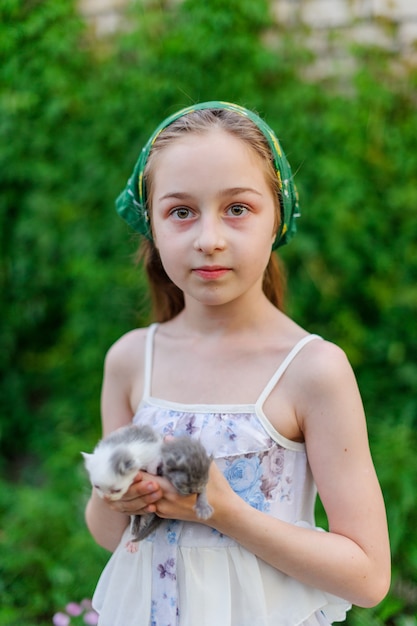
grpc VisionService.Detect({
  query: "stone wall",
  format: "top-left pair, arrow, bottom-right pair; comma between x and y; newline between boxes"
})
272,0 -> 417,76
78,0 -> 417,69
78,0 -> 129,35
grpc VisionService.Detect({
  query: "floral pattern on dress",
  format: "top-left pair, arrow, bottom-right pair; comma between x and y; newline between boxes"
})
158,558 -> 176,581
166,520 -> 180,544
261,446 -> 289,500
224,454 -> 269,512
150,521 -> 181,626
130,403 -> 313,626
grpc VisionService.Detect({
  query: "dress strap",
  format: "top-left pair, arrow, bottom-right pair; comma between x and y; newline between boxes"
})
255,334 -> 322,411
142,323 -> 159,400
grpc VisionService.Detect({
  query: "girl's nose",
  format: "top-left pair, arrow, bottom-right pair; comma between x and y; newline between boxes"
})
193,214 -> 226,253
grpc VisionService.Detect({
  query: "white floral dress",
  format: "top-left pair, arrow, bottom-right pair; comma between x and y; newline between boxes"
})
92,324 -> 351,626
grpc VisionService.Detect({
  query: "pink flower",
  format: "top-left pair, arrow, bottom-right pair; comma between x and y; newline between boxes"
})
83,610 -> 99,625
66,602 -> 82,616
52,613 -> 70,626
81,599 -> 93,610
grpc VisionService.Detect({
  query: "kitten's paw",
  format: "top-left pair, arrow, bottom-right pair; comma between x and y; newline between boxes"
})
125,540 -> 139,553
195,502 -> 214,519
194,492 -> 213,519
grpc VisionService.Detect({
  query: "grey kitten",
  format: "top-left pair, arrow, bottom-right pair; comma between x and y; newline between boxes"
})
82,424 -> 213,544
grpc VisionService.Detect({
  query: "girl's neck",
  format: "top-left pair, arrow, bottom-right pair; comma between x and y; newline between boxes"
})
148,303 -> 305,407
171,292 -> 281,338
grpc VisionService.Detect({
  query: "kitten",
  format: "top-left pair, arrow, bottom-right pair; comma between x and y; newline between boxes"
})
82,424 -> 213,546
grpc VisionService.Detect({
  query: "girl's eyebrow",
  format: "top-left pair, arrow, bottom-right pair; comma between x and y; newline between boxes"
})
158,187 -> 263,201
158,191 -> 193,201
219,187 -> 263,197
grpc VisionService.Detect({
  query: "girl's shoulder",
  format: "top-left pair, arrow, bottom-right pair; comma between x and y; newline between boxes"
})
296,337 -> 353,382
102,326 -> 153,417
268,313 -> 351,381
286,334 -> 355,393
287,336 -> 361,418
273,335 -> 363,444
104,326 -> 150,375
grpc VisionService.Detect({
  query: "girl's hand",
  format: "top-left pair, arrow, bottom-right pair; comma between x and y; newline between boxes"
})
105,462 -> 238,526
150,461 -> 238,525
105,471 -> 163,516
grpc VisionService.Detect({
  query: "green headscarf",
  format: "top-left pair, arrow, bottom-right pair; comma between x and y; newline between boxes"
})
116,101 -> 300,249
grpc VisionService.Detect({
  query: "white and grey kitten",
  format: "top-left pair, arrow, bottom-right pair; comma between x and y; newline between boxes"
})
82,424 -> 213,543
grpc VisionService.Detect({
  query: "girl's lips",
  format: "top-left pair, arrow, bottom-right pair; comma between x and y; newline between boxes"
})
193,266 -> 231,280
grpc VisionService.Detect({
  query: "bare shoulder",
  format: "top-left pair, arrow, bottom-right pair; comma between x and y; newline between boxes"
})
103,327 -> 149,407
296,337 -> 355,387
104,327 -> 149,374
289,337 -> 365,432
101,327 -> 151,433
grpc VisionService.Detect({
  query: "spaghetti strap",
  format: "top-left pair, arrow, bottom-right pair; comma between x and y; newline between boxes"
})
142,323 -> 159,401
255,334 -> 322,411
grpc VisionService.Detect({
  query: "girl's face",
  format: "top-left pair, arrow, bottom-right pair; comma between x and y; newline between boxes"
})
150,128 -> 277,309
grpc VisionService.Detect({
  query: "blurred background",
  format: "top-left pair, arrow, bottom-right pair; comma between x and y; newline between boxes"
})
1,0 -> 417,623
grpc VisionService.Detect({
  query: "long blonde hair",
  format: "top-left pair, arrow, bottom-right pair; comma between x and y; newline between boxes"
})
137,108 -> 287,322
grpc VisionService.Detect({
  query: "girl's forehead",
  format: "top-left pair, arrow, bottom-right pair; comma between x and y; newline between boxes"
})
151,131 -> 274,205
154,127 -> 261,166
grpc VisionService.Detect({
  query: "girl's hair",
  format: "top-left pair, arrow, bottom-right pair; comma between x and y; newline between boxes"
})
137,108 -> 287,322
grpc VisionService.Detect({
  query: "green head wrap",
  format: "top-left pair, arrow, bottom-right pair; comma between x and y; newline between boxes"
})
116,101 -> 300,249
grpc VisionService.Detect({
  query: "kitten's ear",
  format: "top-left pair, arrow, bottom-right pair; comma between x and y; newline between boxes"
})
81,452 -> 92,464
111,450 -> 136,476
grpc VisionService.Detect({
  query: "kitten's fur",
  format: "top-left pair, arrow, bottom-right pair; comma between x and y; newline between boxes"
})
82,424 -> 213,543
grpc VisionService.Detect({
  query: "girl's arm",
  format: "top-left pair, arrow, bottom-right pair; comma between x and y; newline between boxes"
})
214,342 -> 390,606
84,331 -> 162,552
140,341 -> 390,608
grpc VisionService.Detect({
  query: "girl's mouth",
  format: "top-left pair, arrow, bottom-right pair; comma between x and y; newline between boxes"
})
193,266 -> 231,280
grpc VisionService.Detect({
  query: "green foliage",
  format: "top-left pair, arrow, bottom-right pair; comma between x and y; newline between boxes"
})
1,0 -> 416,623
0,437 -> 108,625
0,0 -> 149,468
282,52 -> 417,429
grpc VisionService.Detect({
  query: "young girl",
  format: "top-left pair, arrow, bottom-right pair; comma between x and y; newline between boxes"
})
85,101 -> 390,626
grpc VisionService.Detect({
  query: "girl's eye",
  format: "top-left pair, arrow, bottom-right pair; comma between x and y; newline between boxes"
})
172,207 -> 192,220
227,204 -> 248,217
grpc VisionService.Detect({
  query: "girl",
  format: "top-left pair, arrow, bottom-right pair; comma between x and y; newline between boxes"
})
85,102 -> 390,626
